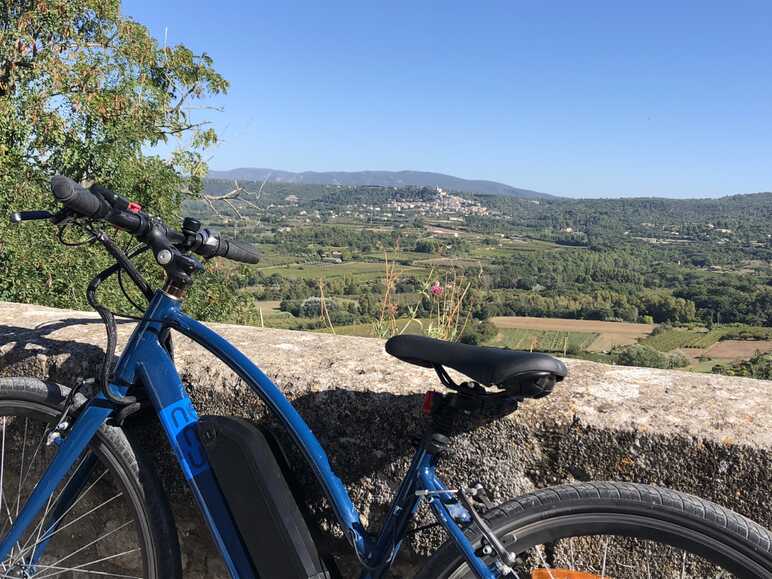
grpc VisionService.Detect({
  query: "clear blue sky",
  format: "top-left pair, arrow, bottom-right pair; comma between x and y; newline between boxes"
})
123,0 -> 772,198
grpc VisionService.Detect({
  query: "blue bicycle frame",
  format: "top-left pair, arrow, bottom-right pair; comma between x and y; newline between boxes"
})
0,291 -> 500,578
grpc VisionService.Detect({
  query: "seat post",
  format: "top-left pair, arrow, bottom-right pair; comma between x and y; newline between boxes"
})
419,385 -> 482,456
416,391 -> 453,457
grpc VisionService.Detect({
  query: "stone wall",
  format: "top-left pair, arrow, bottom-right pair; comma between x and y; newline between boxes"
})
1,301 -> 770,577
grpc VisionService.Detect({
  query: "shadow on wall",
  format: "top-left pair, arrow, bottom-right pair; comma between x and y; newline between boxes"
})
3,320 -> 771,575
0,318 -> 533,572
0,319 -> 127,383
0,317 -> 538,541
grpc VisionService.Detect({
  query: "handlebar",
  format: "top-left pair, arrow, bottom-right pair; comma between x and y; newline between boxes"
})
49,175 -> 260,266
52,176 -> 110,219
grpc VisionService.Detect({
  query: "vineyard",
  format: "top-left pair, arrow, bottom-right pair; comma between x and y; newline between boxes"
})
489,328 -> 598,353
643,325 -> 772,352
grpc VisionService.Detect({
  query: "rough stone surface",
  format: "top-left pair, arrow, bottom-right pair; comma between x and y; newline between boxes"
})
1,301 -> 771,577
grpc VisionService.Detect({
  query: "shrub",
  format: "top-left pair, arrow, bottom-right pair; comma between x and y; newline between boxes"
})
612,344 -> 672,369
667,351 -> 690,368
712,352 -> 772,380
460,320 -> 497,345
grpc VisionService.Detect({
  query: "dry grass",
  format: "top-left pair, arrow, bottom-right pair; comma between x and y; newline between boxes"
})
490,316 -> 655,334
705,340 -> 772,360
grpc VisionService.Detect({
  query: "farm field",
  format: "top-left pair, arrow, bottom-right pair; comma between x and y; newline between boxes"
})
319,316 -> 641,355
488,327 -> 597,353
489,316 -> 654,352
315,319 -> 424,337
640,326 -> 772,351
705,340 -> 772,360
641,328 -> 705,351
258,261 -> 427,281
320,319 -> 598,355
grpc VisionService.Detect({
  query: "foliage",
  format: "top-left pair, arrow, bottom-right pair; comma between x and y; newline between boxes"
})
459,319 -> 497,345
611,344 -> 690,369
0,0 -> 243,319
711,352 -> 772,381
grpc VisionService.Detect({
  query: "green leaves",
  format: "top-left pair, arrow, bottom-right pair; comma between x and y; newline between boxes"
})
0,0 -> 240,319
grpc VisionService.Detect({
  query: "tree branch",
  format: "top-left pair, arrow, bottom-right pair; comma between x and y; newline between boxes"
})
200,174 -> 270,220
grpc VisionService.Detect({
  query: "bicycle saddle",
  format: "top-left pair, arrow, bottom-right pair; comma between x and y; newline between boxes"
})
385,335 -> 567,397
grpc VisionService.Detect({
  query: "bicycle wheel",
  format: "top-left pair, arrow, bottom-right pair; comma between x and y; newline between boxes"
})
416,481 -> 772,579
0,377 -> 181,579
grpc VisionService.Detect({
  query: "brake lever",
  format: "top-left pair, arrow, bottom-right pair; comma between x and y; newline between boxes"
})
10,210 -> 53,223
10,209 -> 73,225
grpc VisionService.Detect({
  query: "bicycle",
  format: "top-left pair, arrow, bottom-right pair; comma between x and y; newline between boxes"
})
0,175 -> 770,578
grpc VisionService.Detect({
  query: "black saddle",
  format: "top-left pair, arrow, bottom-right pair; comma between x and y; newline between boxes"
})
385,335 -> 568,398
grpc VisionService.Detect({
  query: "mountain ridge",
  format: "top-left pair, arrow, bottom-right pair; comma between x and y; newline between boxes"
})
206,168 -> 555,199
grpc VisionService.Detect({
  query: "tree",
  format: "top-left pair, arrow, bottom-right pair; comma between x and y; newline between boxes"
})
0,0 -> 238,316
414,239 -> 438,254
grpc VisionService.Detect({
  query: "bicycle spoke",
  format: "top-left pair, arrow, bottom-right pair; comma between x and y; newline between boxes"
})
26,492 -> 54,566
14,487 -> 119,563
14,465 -> 107,562
646,541 -> 651,579
18,452 -> 96,555
2,496 -> 28,566
15,417 -> 28,519
535,547 -> 556,579
45,519 -> 135,570
600,536 -> 609,577
0,395 -> 152,579
1,417 -> 7,522
18,462 -> 105,556
32,548 -> 141,579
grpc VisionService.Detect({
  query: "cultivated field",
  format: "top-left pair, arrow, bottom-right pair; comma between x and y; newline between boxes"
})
490,316 -> 654,352
259,261 -> 427,281
489,328 -> 598,353
705,340 -> 772,360
641,326 -> 771,351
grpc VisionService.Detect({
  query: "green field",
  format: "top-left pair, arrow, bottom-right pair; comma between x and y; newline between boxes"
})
641,328 -> 704,351
489,328 -> 599,353
316,321 -> 598,355
258,261 -> 427,281
315,319 -> 425,337
642,325 -> 772,352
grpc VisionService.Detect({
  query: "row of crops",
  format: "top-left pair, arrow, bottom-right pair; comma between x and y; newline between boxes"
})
490,328 -> 599,353
642,325 -> 772,352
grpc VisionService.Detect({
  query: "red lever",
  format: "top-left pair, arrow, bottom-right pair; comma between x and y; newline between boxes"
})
422,391 -> 437,416
127,202 -> 142,213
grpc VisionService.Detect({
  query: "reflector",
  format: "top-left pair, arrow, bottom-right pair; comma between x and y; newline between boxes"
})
531,570 -> 607,579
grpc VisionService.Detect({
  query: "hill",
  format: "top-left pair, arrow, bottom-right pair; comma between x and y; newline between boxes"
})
206,168 -> 555,199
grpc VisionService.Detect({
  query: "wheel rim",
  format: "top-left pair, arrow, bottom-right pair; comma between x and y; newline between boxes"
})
447,513 -> 762,578
0,401 -> 152,578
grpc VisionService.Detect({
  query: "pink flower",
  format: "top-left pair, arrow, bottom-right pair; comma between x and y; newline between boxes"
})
430,281 -> 444,296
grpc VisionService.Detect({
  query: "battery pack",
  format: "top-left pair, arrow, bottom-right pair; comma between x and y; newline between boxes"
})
198,415 -> 330,579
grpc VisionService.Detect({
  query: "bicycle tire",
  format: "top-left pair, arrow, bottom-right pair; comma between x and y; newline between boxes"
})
415,481 -> 772,578
0,376 -> 181,578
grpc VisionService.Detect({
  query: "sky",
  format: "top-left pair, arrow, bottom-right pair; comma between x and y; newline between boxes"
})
123,0 -> 772,198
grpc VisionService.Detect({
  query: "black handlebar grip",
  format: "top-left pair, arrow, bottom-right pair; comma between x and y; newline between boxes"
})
51,176 -> 109,218
90,183 -> 130,211
220,239 -> 261,264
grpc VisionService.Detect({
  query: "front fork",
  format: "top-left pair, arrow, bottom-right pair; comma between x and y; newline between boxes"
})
0,396 -> 114,567
26,452 -> 99,569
